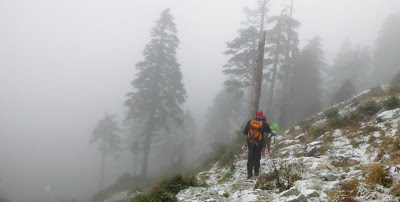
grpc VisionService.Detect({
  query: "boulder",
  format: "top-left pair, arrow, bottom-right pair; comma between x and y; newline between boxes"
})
281,188 -> 300,197
287,194 -> 308,202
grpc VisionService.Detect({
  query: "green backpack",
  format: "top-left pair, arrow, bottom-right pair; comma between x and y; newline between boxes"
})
270,122 -> 280,134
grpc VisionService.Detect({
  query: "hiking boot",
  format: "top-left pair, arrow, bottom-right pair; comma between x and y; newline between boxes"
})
247,174 -> 252,179
255,172 -> 259,177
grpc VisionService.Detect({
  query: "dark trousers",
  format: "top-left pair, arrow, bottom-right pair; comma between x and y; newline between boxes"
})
247,143 -> 262,176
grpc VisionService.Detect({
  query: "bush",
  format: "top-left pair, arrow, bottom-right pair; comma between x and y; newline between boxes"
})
391,72 -> 400,85
366,164 -> 393,188
298,120 -> 311,131
391,183 -> 400,197
133,174 -> 198,202
359,100 -> 382,116
324,108 -> 339,119
333,79 -> 356,104
310,126 -> 327,138
91,173 -> 158,202
328,116 -> 346,128
383,96 -> 400,110
369,86 -> 384,97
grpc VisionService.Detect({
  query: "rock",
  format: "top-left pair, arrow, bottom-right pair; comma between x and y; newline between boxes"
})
217,190 -> 224,196
281,188 -> 300,197
304,189 -> 320,198
287,194 -> 308,202
319,172 -> 338,181
305,146 -> 319,157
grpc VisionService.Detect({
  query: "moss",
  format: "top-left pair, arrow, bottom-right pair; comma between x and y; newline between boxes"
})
383,96 -> 400,110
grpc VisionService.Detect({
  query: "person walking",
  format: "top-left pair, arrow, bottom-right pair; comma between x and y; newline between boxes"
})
243,110 -> 272,179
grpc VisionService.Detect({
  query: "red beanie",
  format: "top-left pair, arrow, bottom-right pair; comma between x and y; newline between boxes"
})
256,110 -> 264,118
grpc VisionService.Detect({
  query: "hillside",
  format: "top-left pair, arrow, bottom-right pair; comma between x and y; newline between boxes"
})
176,84 -> 400,201
100,80 -> 400,202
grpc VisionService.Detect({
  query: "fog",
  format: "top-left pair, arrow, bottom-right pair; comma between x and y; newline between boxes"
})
0,0 -> 399,201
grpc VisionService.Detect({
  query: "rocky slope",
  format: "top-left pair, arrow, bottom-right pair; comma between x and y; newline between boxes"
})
177,88 -> 400,201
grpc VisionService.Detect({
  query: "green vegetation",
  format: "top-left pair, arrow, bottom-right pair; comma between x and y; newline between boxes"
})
91,173 -> 158,202
383,96 -> 400,110
358,100 -> 382,116
310,125 -> 328,138
132,174 -> 200,202
218,171 -> 233,184
298,120 -> 311,131
324,108 -> 339,119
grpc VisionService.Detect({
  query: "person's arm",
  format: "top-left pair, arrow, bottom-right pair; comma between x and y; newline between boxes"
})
263,123 -> 272,136
243,121 -> 250,135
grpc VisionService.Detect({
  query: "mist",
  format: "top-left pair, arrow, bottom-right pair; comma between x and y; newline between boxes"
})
0,0 -> 399,201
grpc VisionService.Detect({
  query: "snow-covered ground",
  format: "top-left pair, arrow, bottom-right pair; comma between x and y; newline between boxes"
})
102,89 -> 400,202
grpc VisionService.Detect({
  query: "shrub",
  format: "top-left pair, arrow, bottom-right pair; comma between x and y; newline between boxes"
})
369,85 -> 384,97
133,174 -> 198,202
91,173 -> 158,202
366,164 -> 393,188
391,183 -> 400,197
359,100 -> 382,116
341,179 -> 359,197
325,108 -> 339,119
218,171 -> 233,184
391,73 -> 400,85
333,79 -> 356,104
328,116 -> 346,128
383,96 -> 400,110
310,126 -> 327,138
298,120 -> 311,131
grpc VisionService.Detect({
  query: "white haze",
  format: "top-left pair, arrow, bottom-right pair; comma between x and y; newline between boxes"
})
0,0 -> 398,201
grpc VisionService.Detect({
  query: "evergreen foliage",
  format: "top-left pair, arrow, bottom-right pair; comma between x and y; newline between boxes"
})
289,36 -> 325,121
90,113 -> 121,191
333,79 -> 356,104
372,13 -> 400,84
383,96 -> 400,110
125,9 -> 186,177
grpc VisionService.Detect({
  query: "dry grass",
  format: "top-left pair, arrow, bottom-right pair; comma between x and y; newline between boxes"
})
391,183 -> 400,197
365,164 -> 393,188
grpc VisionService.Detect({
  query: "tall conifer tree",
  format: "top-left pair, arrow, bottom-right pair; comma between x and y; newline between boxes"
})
125,9 -> 186,177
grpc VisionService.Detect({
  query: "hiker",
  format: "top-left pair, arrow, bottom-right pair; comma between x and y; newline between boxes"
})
243,110 -> 272,179
261,116 -> 276,155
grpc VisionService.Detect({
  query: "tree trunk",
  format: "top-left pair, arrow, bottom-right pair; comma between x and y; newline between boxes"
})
279,0 -> 294,127
251,32 -> 267,117
140,131 -> 152,177
100,151 -> 105,191
267,13 -> 283,116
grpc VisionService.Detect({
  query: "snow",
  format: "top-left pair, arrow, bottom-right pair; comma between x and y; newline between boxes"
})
99,89 -> 400,202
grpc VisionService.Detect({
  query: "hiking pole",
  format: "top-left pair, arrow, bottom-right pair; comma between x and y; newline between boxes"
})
229,140 -> 247,172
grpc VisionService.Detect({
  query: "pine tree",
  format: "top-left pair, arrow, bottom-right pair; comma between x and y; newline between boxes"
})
124,9 -> 186,177
328,39 -> 371,98
277,7 -> 300,127
333,78 -> 356,104
90,113 -> 121,191
289,36 -> 326,121
223,0 -> 269,115
265,10 -> 300,117
373,13 -> 400,84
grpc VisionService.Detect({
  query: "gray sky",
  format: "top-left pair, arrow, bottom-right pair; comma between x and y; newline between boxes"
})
0,0 -> 399,201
